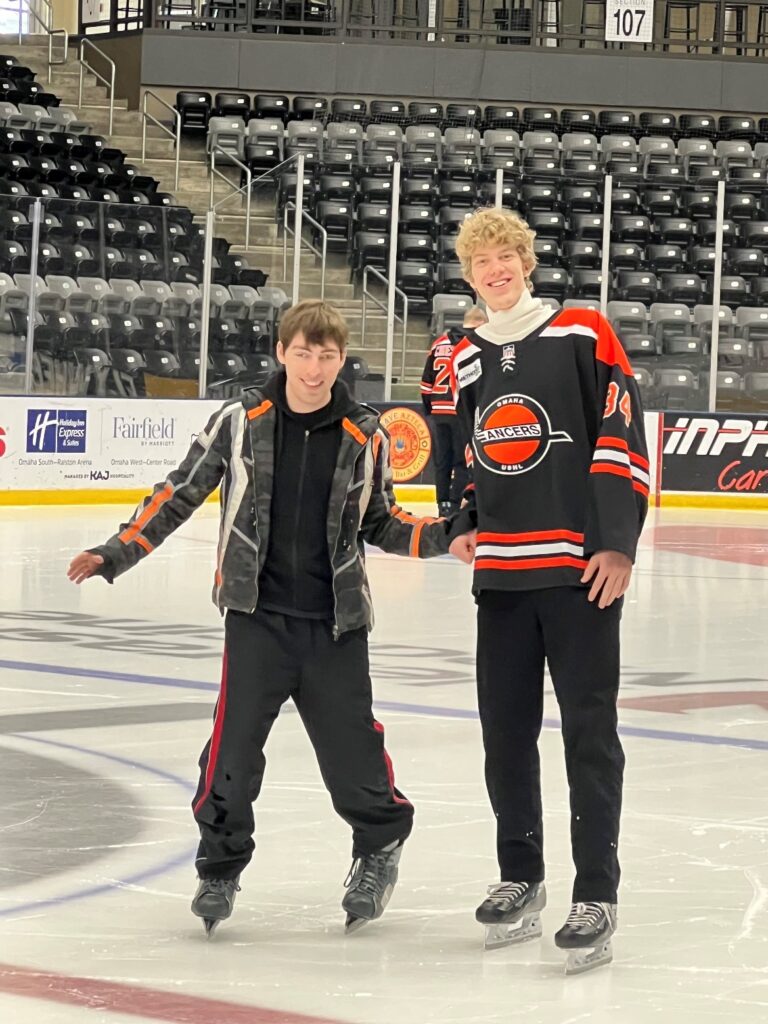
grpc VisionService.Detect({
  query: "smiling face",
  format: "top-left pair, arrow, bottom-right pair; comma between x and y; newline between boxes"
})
466,244 -> 534,313
276,332 -> 345,413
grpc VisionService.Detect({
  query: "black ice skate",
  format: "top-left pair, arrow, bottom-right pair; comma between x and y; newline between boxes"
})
475,881 -> 546,950
191,876 -> 241,938
342,839 -> 403,933
555,901 -> 617,974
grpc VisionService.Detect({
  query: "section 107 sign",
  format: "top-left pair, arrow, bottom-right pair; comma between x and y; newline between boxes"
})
605,0 -> 654,43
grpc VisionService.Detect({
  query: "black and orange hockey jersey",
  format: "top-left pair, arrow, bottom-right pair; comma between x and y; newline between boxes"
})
448,307 -> 649,593
420,328 -> 462,416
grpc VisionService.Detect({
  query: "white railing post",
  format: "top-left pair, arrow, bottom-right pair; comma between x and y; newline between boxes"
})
494,166 -> 504,208
23,199 -> 42,395
291,153 -> 305,305
384,160 -> 401,402
600,173 -> 613,316
198,210 -> 215,400
708,178 -> 727,413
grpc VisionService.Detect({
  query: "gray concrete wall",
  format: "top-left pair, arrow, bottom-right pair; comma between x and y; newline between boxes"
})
131,30 -> 765,114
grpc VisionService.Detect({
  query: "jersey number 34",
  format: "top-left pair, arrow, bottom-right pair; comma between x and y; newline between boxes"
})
604,381 -> 632,426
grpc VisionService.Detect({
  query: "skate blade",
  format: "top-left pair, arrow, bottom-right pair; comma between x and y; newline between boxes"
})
564,940 -> 613,975
345,914 -> 370,934
483,914 -> 542,951
203,918 -> 220,939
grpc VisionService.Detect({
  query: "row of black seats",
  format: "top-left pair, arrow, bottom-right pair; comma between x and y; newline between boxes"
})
634,367 -> 768,412
176,91 -> 768,143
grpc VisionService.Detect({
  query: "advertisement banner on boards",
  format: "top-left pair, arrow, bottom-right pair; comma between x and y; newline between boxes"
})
661,411 -> 768,494
1,398 -> 660,498
0,397 -> 220,492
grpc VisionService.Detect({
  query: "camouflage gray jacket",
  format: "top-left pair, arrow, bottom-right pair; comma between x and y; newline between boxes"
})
91,382 -> 451,636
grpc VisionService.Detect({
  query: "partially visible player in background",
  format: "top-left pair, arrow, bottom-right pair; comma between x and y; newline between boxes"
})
67,299 -> 454,939
420,305 -> 487,517
447,208 -> 648,975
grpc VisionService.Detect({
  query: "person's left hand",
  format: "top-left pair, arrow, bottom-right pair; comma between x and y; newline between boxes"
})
581,550 -> 632,609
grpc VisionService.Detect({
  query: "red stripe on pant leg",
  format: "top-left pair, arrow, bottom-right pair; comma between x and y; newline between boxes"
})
373,719 -> 412,807
193,647 -> 229,816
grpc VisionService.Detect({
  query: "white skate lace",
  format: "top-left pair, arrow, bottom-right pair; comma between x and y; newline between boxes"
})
565,901 -> 606,927
485,881 -> 530,903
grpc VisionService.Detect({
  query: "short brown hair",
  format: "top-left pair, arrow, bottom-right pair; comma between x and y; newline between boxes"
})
456,207 -> 537,281
278,299 -> 349,352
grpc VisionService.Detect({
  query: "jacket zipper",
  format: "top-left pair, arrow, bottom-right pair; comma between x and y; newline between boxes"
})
292,428 -> 310,608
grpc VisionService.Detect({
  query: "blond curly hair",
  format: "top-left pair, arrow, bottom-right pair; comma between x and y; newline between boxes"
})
456,207 -> 537,283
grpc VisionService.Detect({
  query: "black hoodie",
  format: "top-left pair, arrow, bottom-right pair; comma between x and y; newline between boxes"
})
257,371 -> 358,619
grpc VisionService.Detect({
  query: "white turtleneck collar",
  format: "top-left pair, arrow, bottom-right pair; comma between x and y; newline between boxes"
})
475,288 -> 555,345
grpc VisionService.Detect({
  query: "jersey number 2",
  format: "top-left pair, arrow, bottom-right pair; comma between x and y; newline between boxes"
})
432,355 -> 452,395
604,382 -> 632,426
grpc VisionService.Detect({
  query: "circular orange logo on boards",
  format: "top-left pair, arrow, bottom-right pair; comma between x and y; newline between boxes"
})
380,407 -> 432,482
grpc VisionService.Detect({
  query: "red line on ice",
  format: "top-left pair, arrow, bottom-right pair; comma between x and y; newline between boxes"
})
0,962 -> 350,1024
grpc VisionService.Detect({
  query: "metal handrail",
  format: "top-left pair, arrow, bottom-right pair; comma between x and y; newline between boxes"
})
0,0 -> 68,83
282,202 -> 327,300
141,89 -> 181,191
361,265 -> 409,383
79,38 -> 116,136
209,145 -> 252,249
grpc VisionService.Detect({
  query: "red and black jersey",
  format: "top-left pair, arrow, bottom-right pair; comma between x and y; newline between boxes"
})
448,308 -> 649,593
420,328 -> 463,416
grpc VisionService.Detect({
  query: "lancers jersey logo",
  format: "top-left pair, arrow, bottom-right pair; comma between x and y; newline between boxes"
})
473,394 -> 572,475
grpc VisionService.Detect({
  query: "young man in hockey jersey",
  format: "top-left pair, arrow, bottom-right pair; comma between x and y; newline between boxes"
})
421,305 -> 487,516
67,299 -> 453,937
447,208 -> 648,974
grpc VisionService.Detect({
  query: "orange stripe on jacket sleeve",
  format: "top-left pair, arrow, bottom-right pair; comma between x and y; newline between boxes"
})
342,417 -> 367,446
629,450 -> 650,470
133,534 -> 153,554
390,504 -> 419,525
119,483 -> 174,544
246,399 -> 273,420
409,520 -> 424,558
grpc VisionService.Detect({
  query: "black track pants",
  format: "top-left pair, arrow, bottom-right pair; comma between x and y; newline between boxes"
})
193,609 -> 413,879
431,416 -> 469,506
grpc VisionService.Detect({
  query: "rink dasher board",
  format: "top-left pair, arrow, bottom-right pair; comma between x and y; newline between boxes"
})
8,399 -> 763,509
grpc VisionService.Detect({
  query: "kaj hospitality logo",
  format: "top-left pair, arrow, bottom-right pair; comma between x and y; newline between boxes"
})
26,409 -> 87,454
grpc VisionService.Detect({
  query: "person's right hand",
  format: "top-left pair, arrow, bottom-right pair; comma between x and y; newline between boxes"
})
67,552 -> 104,584
449,529 -> 477,565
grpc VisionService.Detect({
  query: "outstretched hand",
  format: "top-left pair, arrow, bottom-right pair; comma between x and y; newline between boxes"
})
581,550 -> 632,609
449,529 -> 477,565
67,551 -> 104,584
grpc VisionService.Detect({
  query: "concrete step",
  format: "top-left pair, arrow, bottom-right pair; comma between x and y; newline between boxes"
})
135,158 -> 211,183
110,135 -> 176,157
75,107 -> 144,130
53,86 -> 128,109
49,69 -> 99,87
277,280 -> 357,300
